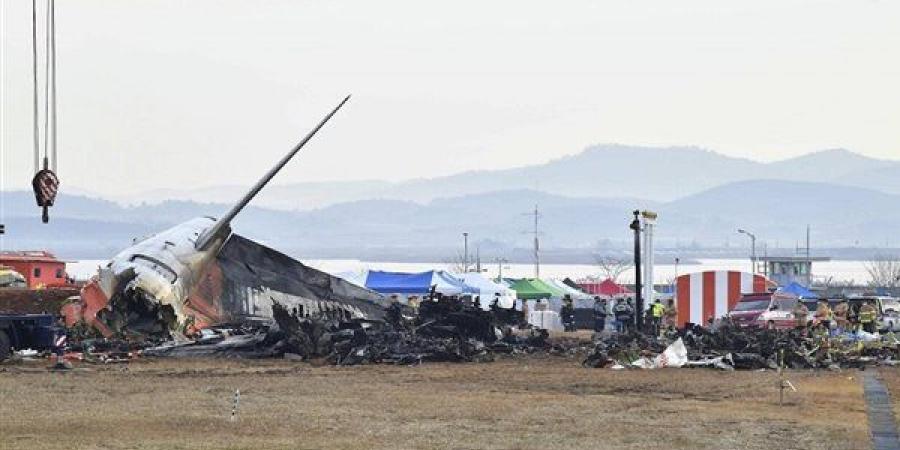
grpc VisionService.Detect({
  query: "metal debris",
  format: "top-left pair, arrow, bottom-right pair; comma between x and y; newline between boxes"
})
584,320 -> 900,370
142,296 -> 542,365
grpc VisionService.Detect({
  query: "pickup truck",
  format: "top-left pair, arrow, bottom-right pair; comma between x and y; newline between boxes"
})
0,314 -> 66,361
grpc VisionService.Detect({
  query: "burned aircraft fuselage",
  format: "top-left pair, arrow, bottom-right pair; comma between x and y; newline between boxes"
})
70,96 -> 388,338
76,217 -> 387,337
77,218 -> 223,336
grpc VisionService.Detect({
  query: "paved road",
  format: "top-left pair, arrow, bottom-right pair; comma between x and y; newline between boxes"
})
863,371 -> 900,450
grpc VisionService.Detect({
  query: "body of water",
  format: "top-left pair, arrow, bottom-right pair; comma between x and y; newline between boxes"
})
67,258 -> 874,285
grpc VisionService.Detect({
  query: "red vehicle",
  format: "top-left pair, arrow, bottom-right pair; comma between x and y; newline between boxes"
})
728,291 -> 803,329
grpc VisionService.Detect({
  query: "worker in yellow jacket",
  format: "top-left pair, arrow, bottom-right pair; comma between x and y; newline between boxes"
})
858,301 -> 877,334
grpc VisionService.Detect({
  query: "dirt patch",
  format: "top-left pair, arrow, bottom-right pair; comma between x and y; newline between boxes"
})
0,357 -> 871,450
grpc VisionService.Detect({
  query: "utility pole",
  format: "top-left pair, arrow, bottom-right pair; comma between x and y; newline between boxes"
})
495,257 -> 508,283
641,211 -> 657,314
630,210 -> 643,330
806,225 -> 811,287
523,205 -> 541,278
738,229 -> 757,274
462,232 -> 469,273
475,246 -> 481,273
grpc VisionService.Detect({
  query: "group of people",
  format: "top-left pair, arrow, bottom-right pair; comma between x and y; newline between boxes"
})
791,298 -> 879,334
558,295 -> 678,335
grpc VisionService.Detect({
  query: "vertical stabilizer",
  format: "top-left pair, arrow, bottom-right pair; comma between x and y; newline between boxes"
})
196,95 -> 351,250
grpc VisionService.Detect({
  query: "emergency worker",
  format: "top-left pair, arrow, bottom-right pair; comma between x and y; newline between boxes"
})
664,299 -> 679,331
592,296 -> 607,332
833,299 -> 850,331
560,296 -> 576,332
814,299 -> 833,330
792,301 -> 809,330
614,298 -> 633,333
859,301 -> 877,333
650,299 -> 665,335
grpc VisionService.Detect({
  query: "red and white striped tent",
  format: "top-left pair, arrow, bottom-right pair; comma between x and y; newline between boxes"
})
675,271 -> 772,327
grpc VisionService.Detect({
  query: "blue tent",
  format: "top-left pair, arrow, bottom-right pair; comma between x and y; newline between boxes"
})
778,282 -> 818,299
364,270 -> 475,295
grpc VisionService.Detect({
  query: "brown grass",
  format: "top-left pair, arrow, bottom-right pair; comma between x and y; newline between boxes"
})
0,354 -> 873,450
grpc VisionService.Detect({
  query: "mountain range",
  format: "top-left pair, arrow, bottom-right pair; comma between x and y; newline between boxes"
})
104,145 -> 900,211
1,145 -> 899,261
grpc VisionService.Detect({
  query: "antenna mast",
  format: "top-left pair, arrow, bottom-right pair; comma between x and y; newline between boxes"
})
530,205 -> 541,278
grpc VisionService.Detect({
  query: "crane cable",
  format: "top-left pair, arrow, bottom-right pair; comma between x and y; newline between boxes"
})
31,0 -> 59,224
31,0 -> 39,173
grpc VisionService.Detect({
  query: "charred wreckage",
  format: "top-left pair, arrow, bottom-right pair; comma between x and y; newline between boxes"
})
58,96 -> 547,365
50,97 -> 900,371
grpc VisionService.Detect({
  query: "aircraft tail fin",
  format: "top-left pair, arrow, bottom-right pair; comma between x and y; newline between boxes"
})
196,95 -> 351,250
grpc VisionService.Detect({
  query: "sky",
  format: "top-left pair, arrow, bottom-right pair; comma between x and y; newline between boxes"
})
2,0 -> 899,196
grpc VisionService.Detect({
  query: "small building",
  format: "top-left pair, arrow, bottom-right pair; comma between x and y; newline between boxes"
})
757,256 -> 831,287
0,251 -> 70,289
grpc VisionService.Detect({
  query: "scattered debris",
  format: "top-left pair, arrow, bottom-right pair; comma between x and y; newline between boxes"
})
584,320 -> 900,370
141,295 -> 542,365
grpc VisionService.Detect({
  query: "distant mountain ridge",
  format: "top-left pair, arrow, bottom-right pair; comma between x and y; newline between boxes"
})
4,176 -> 900,259
103,145 -> 900,211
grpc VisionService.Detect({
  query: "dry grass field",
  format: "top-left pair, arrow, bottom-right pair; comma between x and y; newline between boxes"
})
0,353 -> 877,450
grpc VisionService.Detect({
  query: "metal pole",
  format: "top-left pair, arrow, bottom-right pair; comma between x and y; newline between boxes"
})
738,229 -> 757,275
642,212 -> 656,315
751,234 -> 757,275
463,232 -> 469,273
630,211 -> 643,331
806,224 -> 811,286
533,205 -> 540,279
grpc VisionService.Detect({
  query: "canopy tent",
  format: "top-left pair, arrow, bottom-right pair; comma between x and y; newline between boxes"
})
578,278 -> 633,297
545,279 -> 594,309
460,272 -> 517,309
364,270 -> 475,296
334,270 -> 369,289
509,279 -> 555,300
778,281 -> 819,299
545,279 -> 592,300
562,278 -> 583,291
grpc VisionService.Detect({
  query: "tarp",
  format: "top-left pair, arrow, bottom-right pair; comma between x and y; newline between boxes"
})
509,279 -> 557,300
578,278 -> 633,296
364,270 -> 475,296
778,281 -> 819,299
435,271 -> 478,295
335,270 -> 369,289
460,273 -> 517,309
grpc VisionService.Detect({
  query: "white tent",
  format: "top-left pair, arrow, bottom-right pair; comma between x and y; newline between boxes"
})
546,279 -> 591,299
334,270 -> 369,289
545,279 -> 594,308
460,273 -> 517,310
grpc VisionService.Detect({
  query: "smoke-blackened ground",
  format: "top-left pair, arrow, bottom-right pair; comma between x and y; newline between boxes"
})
0,352 -> 872,450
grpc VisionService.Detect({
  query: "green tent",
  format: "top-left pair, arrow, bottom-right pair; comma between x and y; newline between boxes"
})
509,278 -> 565,300
534,279 -> 568,297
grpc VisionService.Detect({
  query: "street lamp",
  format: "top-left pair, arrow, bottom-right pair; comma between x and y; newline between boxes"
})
737,229 -> 757,274
462,232 -> 469,273
494,257 -> 509,282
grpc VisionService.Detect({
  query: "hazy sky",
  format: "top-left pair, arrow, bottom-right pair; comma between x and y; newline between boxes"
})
2,0 -> 899,195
